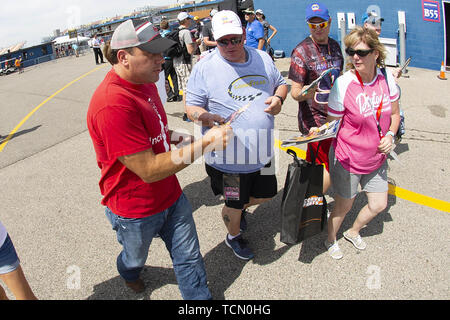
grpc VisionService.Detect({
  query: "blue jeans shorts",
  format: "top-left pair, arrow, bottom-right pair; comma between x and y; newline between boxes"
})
0,235 -> 20,275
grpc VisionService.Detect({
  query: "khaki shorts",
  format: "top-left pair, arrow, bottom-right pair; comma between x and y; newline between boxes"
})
174,61 -> 192,93
329,145 -> 388,199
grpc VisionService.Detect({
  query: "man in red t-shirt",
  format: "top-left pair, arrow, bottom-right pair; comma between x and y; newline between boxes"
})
87,20 -> 232,299
289,2 -> 343,193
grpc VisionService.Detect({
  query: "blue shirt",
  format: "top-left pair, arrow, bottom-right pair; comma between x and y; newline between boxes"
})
245,20 -> 265,49
186,47 -> 286,173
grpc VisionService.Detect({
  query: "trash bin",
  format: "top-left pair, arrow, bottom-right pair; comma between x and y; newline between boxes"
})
274,50 -> 285,58
379,37 -> 397,66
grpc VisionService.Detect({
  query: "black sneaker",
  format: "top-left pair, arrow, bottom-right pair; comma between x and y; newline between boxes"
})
166,94 -> 177,102
182,113 -> 192,122
225,234 -> 254,260
240,209 -> 248,232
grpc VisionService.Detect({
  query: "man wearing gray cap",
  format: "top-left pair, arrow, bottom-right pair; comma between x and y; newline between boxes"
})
362,10 -> 384,36
362,8 -> 402,79
87,19 -> 232,299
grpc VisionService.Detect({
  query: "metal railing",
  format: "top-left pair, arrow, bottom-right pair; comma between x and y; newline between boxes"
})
22,54 -> 56,68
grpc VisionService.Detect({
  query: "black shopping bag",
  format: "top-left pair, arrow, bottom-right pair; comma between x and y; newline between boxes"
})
280,146 -> 327,245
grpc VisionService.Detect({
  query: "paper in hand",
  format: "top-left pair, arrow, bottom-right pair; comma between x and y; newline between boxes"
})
300,68 -> 336,97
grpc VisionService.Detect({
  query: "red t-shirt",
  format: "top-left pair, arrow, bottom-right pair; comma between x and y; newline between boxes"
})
87,69 -> 182,218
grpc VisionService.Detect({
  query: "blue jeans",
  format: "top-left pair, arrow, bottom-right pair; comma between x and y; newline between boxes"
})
0,234 -> 20,275
105,193 -> 212,300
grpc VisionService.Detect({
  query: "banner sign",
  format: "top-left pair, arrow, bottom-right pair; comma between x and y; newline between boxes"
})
68,29 -> 78,39
422,0 -> 441,23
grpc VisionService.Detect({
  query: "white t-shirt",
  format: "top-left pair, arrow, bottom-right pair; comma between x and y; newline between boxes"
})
156,70 -> 167,103
0,220 -> 7,247
186,46 -> 286,173
92,38 -> 101,48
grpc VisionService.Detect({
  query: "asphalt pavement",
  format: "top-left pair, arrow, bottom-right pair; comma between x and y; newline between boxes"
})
0,50 -> 448,300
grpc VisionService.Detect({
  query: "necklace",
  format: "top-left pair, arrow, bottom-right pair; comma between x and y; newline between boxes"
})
354,69 -> 385,139
310,35 -> 330,63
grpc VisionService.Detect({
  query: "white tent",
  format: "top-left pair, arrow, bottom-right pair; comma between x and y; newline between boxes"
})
52,35 -> 90,45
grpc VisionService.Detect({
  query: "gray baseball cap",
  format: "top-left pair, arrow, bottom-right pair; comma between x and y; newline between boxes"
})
111,19 -> 175,54
362,11 -> 384,25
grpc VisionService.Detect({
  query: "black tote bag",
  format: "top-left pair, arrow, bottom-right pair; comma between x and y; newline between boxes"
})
280,145 -> 327,245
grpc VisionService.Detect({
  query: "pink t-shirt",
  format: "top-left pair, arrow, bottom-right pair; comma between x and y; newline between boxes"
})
328,69 -> 399,174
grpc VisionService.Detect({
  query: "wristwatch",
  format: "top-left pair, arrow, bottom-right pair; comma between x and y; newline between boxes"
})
386,131 -> 395,143
274,94 -> 284,105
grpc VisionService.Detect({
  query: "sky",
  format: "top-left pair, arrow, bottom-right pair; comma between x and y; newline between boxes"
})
0,0 -> 178,49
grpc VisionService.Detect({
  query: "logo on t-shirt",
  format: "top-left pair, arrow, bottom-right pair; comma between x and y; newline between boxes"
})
227,75 -> 267,102
356,92 -> 389,117
148,97 -> 169,152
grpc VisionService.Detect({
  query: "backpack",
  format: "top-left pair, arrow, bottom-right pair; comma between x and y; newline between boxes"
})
380,67 -> 405,142
164,29 -> 191,64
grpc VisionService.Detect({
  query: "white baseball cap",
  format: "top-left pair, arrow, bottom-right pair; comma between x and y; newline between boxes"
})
210,9 -> 218,17
177,12 -> 193,21
255,9 -> 264,15
212,10 -> 243,40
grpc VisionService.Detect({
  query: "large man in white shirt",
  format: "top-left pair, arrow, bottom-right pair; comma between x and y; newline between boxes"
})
185,10 -> 288,261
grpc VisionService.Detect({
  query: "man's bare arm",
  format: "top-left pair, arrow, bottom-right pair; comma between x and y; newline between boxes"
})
290,80 -> 315,102
186,105 -> 225,127
119,125 -> 232,183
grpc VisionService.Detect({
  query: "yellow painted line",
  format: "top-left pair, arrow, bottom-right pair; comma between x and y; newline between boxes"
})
276,139 -> 306,159
388,184 -> 450,213
0,64 -> 106,152
275,139 -> 450,213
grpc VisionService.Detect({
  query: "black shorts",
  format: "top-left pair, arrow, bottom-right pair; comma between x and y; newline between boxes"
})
205,162 -> 277,209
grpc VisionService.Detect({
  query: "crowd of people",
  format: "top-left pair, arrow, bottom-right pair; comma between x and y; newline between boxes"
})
54,44 -> 78,59
1,2 -> 403,300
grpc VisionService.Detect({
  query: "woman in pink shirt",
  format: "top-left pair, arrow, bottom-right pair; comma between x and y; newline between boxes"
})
324,27 -> 400,259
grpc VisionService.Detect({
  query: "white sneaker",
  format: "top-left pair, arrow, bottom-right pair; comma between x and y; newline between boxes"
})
324,240 -> 343,260
343,230 -> 367,250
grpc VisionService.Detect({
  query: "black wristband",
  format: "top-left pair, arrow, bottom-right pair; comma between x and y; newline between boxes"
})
274,94 -> 284,105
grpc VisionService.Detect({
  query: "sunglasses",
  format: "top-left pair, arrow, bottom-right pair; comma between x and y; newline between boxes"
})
345,47 -> 374,57
307,20 -> 329,29
217,37 -> 242,47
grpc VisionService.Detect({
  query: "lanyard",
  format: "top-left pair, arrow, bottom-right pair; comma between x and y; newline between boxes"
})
310,36 -> 330,64
355,70 -> 384,139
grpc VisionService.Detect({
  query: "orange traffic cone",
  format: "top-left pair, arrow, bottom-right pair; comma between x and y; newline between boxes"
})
437,61 -> 447,80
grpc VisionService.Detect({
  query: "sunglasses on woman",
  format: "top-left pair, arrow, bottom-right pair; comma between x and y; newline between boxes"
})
307,20 -> 329,29
217,37 -> 242,47
345,47 -> 374,57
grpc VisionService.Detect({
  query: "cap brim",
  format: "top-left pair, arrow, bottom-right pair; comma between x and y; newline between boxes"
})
306,15 -> 330,21
138,36 -> 176,54
213,27 -> 243,41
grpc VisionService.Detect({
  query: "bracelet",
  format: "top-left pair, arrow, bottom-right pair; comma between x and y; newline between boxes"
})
274,94 -> 284,105
386,131 -> 395,143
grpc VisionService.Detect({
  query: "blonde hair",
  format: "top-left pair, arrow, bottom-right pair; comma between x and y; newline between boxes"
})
344,26 -> 386,70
